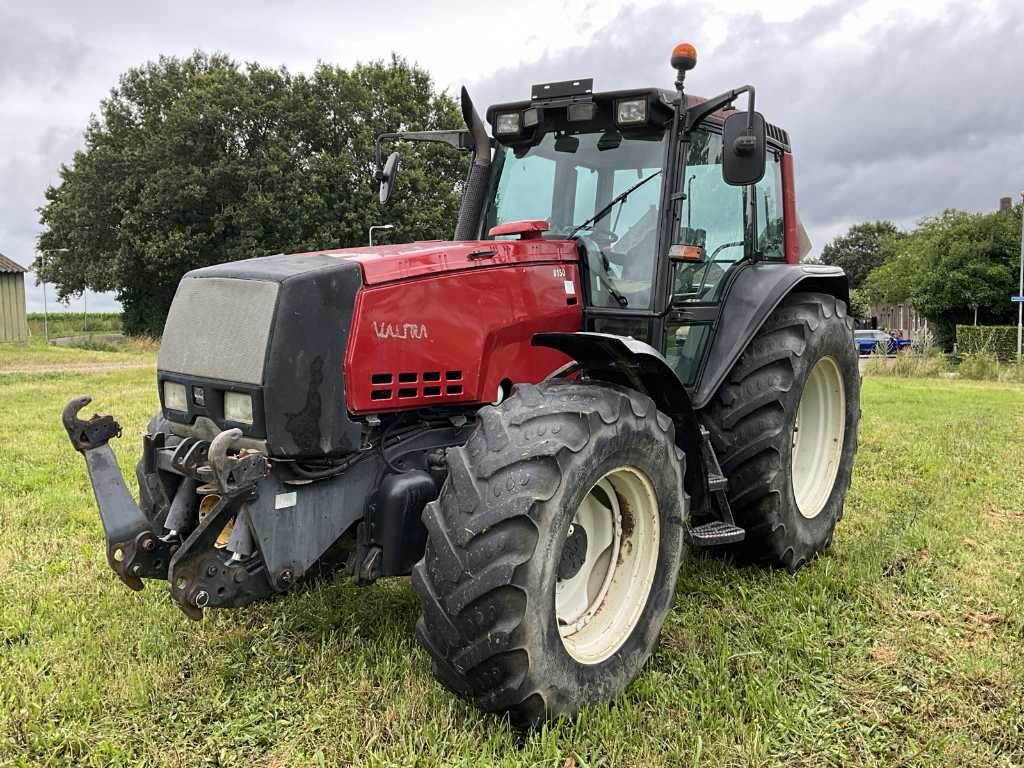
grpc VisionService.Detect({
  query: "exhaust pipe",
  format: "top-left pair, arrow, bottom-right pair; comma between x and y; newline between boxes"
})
454,87 -> 491,241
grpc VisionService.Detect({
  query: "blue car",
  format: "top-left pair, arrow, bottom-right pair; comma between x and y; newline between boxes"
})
854,330 -> 912,355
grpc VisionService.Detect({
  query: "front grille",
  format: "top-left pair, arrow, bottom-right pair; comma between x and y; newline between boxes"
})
158,277 -> 279,385
369,370 -> 463,403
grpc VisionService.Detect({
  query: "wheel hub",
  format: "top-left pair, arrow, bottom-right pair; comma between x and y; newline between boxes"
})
555,466 -> 660,664
557,523 -> 589,581
791,355 -> 846,519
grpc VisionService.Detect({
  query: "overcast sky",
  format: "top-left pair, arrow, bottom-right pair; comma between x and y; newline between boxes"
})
2,0 -> 1021,312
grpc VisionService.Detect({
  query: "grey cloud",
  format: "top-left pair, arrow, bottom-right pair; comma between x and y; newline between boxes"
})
0,8 -> 91,92
4,0 -> 1022,318
470,0 -> 1024,251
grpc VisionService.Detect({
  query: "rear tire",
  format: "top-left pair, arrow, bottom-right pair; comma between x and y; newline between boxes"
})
412,380 -> 686,727
700,292 -> 860,571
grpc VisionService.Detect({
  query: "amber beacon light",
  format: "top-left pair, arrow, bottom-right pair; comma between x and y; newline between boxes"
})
670,43 -> 698,72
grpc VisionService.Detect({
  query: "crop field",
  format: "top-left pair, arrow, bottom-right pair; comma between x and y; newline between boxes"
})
1,349 -> 1022,767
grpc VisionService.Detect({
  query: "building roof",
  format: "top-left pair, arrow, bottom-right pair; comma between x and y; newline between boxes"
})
0,253 -> 28,273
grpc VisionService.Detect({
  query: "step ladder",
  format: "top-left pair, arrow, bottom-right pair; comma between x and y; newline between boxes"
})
686,427 -> 745,547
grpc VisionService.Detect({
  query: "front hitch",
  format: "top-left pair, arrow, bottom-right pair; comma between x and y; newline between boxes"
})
167,427 -> 272,620
62,396 -> 175,591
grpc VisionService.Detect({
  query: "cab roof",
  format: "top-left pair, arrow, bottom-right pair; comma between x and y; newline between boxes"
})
486,85 -> 791,151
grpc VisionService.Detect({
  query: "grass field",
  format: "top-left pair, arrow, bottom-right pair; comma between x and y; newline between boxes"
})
1,357 -> 1022,767
0,326 -> 155,372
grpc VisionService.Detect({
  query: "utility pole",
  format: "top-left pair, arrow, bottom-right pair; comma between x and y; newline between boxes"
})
1018,191 -> 1023,360
41,253 -> 48,344
37,247 -> 69,344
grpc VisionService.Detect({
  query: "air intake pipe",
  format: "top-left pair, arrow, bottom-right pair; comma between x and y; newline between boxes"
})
453,87 -> 491,241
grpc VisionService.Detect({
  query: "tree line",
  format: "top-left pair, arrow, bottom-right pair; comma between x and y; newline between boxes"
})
37,52 -> 468,335
817,204 -> 1023,349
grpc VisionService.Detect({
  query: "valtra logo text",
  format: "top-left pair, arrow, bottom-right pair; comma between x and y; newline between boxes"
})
372,321 -> 429,340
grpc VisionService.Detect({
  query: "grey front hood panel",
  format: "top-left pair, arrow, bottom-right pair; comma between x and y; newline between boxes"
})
158,277 -> 279,385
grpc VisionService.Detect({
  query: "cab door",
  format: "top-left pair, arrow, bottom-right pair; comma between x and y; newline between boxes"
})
662,133 -> 787,386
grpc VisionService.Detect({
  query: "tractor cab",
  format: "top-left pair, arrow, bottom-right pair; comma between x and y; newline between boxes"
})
377,44 -> 809,393
480,81 -> 796,386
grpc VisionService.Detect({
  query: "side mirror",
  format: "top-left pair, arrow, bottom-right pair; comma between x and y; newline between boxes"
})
378,151 -> 401,205
721,111 -> 766,186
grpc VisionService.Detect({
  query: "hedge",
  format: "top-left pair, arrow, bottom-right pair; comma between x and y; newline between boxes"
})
956,325 -> 1020,361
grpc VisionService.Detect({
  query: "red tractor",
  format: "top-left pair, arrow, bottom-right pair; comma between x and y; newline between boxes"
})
63,44 -> 860,727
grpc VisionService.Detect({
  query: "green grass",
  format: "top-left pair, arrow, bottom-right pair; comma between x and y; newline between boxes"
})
2,363 -> 1023,767
26,312 -> 123,339
0,333 -> 156,371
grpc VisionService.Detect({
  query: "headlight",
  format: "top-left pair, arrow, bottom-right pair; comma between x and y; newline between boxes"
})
495,112 -> 521,136
615,97 -> 648,126
163,381 -> 187,412
224,391 -> 254,425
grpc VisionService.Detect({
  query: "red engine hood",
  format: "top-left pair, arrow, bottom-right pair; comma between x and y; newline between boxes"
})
298,239 -> 578,286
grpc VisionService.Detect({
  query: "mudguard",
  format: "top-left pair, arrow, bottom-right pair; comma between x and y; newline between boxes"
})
532,331 -> 709,516
690,262 -> 848,410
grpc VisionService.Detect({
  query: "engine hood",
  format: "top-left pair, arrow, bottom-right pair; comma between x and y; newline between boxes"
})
294,238 -> 579,285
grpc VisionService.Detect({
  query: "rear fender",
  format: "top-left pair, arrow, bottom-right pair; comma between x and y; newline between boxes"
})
532,332 -> 708,516
690,263 -> 849,410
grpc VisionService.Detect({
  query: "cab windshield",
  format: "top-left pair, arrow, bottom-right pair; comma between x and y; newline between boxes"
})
485,130 -> 667,308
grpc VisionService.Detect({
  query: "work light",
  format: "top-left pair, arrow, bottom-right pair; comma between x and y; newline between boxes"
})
163,381 -> 187,413
495,112 -> 521,136
615,97 -> 648,126
567,102 -> 596,122
224,391 -> 254,425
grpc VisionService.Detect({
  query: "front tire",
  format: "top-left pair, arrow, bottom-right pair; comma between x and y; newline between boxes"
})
412,381 -> 686,727
137,411 -> 173,524
700,291 -> 860,571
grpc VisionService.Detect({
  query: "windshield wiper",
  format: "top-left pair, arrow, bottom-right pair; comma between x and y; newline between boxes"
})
568,169 -> 662,239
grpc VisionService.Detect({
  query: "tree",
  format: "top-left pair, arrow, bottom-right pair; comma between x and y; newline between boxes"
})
819,220 -> 903,290
37,53 -> 468,335
846,287 -> 870,324
862,206 -> 1022,349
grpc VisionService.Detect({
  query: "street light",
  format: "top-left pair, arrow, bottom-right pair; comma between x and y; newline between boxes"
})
369,224 -> 394,247
36,248 -> 69,344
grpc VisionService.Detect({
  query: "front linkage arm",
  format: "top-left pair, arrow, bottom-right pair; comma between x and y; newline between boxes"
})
63,397 -> 274,620
62,396 -> 174,591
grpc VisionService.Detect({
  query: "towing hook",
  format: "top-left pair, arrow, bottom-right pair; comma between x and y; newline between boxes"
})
62,395 -> 123,452
209,428 -> 244,476
207,428 -> 269,495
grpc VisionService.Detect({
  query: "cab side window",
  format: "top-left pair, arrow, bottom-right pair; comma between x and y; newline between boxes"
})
673,130 -> 745,301
755,152 -> 785,261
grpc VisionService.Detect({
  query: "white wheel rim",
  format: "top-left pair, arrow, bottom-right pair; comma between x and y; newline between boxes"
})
556,466 -> 660,664
791,356 -> 846,519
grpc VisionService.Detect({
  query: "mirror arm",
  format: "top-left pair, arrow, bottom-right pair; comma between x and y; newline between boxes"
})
374,133 -> 400,180
684,85 -> 756,134
374,129 -> 476,179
